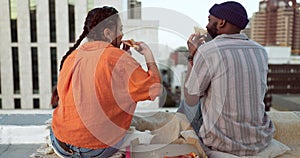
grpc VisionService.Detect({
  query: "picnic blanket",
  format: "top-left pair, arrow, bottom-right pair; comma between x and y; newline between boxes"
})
31,111 -> 298,158
30,112 -> 207,158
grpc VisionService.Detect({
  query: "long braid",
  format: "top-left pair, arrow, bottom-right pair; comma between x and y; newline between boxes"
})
59,27 -> 89,70
51,29 -> 88,108
59,7 -> 118,70
51,6 -> 119,108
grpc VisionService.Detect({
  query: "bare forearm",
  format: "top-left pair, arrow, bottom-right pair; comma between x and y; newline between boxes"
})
135,42 -> 160,78
184,32 -> 206,106
144,52 -> 160,78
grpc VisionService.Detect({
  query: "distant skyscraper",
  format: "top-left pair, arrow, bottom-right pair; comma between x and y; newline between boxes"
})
251,0 -> 300,54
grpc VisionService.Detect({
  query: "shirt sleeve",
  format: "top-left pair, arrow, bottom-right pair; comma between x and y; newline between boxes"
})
124,57 -> 161,102
185,52 -> 212,97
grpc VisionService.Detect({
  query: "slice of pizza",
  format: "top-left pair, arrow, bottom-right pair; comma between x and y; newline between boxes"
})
122,39 -> 140,49
193,26 -> 206,35
164,152 -> 199,158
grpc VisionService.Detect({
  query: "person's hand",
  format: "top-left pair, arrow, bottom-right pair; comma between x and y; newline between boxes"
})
134,42 -> 152,56
121,41 -> 132,55
187,33 -> 206,57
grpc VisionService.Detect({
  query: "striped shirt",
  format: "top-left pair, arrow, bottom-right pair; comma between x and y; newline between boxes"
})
185,34 -> 275,156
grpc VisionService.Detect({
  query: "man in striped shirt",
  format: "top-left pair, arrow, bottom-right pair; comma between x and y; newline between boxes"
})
183,1 -> 275,156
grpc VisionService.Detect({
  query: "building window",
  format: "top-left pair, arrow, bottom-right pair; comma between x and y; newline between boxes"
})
31,47 -> 39,94
128,0 -> 142,19
68,0 -> 75,42
12,47 -> 20,94
14,98 -> 21,109
9,0 -> 18,42
33,98 -> 39,109
49,0 -> 56,42
50,47 -> 57,87
29,0 -> 37,42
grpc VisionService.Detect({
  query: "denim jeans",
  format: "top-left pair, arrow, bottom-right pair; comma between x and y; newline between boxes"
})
177,100 -> 203,135
49,128 -> 123,158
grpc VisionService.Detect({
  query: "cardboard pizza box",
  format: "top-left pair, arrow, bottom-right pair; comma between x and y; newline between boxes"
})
128,139 -> 202,158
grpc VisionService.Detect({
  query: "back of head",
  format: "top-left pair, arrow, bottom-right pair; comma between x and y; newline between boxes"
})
85,6 -> 119,40
59,6 -> 119,71
209,1 -> 249,30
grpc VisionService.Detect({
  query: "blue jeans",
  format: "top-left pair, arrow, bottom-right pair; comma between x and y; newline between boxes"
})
49,128 -> 123,158
177,100 -> 203,135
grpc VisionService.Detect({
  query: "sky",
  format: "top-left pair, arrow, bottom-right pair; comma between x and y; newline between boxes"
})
141,0 -> 261,27
138,0 -> 262,49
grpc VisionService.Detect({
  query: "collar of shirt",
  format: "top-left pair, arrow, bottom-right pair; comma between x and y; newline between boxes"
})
214,33 -> 249,41
79,41 -> 114,51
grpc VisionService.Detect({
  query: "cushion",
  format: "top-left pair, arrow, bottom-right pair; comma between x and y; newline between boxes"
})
207,139 -> 290,158
267,111 -> 300,146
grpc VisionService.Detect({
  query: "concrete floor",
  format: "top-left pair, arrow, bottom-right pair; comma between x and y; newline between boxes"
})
0,144 -> 41,158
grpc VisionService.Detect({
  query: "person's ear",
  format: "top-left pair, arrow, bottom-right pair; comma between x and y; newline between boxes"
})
103,28 -> 112,42
218,19 -> 226,28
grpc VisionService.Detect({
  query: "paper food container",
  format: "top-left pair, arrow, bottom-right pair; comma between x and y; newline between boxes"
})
127,139 -> 202,158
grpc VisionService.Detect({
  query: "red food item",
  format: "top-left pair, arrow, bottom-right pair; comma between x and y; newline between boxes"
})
164,152 -> 199,158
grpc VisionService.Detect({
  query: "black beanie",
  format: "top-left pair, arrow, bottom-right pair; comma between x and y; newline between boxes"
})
209,1 -> 249,29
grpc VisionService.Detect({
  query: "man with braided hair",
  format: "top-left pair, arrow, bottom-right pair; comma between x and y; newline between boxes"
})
50,6 -> 161,157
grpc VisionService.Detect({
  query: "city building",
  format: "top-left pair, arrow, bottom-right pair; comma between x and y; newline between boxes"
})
251,0 -> 300,54
169,47 -> 189,66
0,0 -> 159,109
128,0 -> 141,19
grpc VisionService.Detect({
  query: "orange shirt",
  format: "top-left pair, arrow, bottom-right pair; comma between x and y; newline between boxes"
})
52,41 -> 161,149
